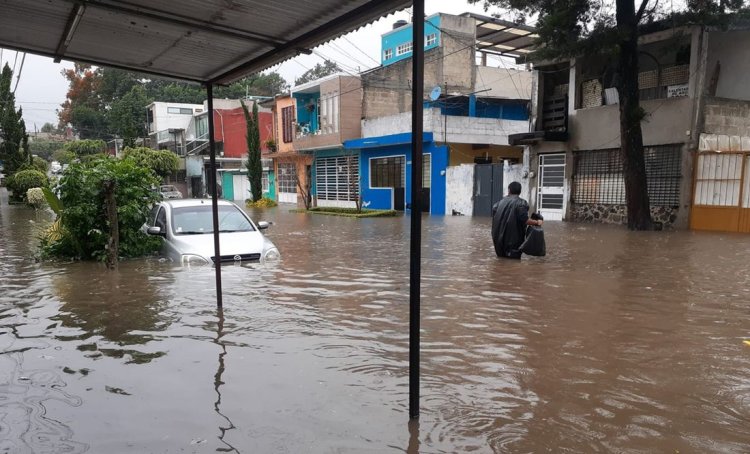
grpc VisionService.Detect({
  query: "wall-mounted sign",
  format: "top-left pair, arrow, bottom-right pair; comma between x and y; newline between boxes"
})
667,84 -> 689,98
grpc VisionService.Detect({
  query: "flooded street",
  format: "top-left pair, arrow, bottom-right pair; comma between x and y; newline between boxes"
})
2,188 -> 750,453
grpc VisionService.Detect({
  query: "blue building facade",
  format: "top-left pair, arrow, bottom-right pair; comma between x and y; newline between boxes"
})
381,14 -> 441,66
344,133 -> 448,215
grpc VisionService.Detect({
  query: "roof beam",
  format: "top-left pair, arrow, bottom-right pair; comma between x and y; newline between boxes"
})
477,30 -> 536,51
210,0 -> 409,84
72,0 -> 286,47
54,2 -> 86,63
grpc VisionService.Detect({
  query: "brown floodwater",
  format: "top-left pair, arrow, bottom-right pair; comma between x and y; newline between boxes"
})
2,187 -> 750,453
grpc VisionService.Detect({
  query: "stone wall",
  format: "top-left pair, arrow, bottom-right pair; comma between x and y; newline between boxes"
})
570,203 -> 679,227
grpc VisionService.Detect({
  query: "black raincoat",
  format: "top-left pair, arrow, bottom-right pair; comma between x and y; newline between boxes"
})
491,195 -> 530,259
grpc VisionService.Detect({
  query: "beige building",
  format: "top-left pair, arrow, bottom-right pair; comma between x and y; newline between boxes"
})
511,22 -> 750,232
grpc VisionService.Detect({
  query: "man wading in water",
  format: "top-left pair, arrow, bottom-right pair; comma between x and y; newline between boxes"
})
491,182 -> 543,259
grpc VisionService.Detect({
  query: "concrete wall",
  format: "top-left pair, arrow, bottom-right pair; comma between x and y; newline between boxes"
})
362,108 -> 528,146
362,15 -> 475,120
475,67 -> 533,100
703,97 -> 750,137
149,102 -> 202,133
570,97 -> 693,149
707,30 -> 750,101
445,164 -> 474,216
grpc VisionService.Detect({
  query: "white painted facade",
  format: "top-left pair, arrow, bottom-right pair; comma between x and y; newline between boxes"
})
445,164 -> 475,216
362,108 -> 528,146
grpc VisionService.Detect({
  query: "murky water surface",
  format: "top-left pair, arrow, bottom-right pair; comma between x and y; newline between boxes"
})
2,188 -> 750,453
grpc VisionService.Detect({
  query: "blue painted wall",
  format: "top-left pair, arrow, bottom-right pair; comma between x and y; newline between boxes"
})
425,98 -> 529,121
356,139 -> 448,215
293,93 -> 319,133
382,14 -> 441,66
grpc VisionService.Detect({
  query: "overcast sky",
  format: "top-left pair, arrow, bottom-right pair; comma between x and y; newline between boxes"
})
1,0 -> 506,130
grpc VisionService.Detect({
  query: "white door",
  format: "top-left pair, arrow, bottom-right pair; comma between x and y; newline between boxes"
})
537,153 -> 566,221
232,174 -> 250,201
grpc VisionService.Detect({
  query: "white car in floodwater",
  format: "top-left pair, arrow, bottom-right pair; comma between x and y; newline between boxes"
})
144,199 -> 280,266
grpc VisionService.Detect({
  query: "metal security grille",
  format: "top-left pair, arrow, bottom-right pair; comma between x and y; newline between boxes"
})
371,156 -> 404,188
316,155 -> 359,201
277,162 -> 297,194
573,145 -> 681,206
423,153 -> 431,188
694,153 -> 744,206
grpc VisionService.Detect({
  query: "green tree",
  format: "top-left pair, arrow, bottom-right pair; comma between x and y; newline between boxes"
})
52,149 -> 77,165
0,63 -> 30,174
109,86 -> 151,147
64,139 -> 107,157
294,60 -> 341,86
29,140 -> 63,161
40,122 -> 58,133
469,0 -> 749,230
242,101 -> 263,202
121,146 -> 179,179
41,155 -> 161,261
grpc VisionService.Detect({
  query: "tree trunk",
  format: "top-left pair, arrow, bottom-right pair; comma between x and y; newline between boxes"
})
103,179 -> 119,269
616,0 -> 653,230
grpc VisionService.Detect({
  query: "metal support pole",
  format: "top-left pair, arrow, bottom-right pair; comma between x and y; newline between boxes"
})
206,83 -> 223,309
409,0 -> 425,420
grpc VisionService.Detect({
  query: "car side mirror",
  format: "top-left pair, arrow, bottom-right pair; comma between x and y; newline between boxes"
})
257,221 -> 270,230
147,226 -> 164,236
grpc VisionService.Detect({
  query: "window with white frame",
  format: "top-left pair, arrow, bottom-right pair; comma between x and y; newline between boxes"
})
396,41 -> 413,56
425,33 -> 437,47
167,107 -> 193,115
277,162 -> 297,194
422,153 -> 431,188
316,155 -> 359,201
383,48 -> 393,60
262,171 -> 269,193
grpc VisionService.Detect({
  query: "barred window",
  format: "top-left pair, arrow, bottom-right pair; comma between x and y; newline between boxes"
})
371,156 -> 405,188
316,155 -> 359,201
277,162 -> 297,194
281,106 -> 294,143
262,171 -> 269,193
573,145 -> 681,206
423,153 -> 431,188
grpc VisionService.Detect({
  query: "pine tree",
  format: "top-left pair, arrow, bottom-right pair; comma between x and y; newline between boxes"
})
0,63 -> 30,175
242,101 -> 263,202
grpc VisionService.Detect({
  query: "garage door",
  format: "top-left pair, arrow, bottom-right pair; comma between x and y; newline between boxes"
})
690,152 -> 750,233
232,174 -> 250,201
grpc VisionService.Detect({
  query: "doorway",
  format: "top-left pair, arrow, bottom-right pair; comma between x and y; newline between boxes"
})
473,163 -> 504,216
537,153 -> 566,220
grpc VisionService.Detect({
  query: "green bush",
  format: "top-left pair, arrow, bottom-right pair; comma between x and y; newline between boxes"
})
246,197 -> 278,208
122,147 -> 179,179
299,207 -> 399,218
7,169 -> 48,202
52,149 -> 76,165
63,139 -> 107,157
41,155 -> 161,261
31,156 -> 49,173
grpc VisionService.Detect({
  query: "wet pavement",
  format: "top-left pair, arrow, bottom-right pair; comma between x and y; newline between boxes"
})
2,187 -> 750,453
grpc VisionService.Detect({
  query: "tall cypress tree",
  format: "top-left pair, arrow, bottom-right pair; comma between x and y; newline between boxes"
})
0,63 -> 30,174
242,100 -> 263,202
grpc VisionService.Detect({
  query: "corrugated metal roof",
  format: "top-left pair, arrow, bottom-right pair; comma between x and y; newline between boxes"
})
0,0 -> 410,84
462,12 -> 538,59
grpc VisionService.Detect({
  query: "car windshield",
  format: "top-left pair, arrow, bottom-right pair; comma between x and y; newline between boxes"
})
171,204 -> 255,234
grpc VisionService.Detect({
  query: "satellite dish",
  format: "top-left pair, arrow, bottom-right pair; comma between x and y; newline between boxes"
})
429,85 -> 442,101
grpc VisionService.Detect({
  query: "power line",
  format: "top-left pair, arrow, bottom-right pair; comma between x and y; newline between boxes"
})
342,36 -> 380,65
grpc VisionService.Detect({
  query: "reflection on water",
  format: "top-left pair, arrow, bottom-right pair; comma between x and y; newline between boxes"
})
2,188 -> 750,452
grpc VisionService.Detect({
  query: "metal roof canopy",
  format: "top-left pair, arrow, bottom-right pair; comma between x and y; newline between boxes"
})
462,12 -> 538,60
0,0 -> 410,85
1,0 -> 427,420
